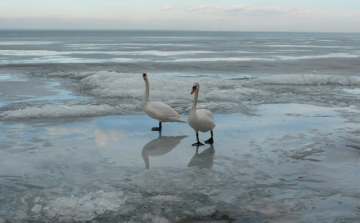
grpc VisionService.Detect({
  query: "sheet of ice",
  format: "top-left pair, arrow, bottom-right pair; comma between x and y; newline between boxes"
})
2,30 -> 360,222
1,104 -> 360,222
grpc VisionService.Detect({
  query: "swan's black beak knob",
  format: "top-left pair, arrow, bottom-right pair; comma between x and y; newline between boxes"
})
191,86 -> 196,94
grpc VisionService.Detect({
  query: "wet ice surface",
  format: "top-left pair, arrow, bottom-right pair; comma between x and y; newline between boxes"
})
1,104 -> 360,222
1,30 -> 360,222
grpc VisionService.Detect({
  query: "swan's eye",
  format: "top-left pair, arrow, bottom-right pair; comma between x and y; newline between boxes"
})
192,86 -> 196,90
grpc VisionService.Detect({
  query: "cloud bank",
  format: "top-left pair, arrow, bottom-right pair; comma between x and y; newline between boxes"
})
0,2 -> 359,32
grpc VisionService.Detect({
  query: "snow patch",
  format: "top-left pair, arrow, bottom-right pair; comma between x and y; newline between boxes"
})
195,205 -> 216,217
0,104 -> 137,119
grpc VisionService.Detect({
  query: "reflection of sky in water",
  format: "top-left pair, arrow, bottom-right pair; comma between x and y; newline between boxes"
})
1,104 -> 358,172
1,103 -> 359,184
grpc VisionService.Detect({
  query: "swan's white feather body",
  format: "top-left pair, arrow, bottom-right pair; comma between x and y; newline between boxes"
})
188,109 -> 215,132
143,101 -> 186,123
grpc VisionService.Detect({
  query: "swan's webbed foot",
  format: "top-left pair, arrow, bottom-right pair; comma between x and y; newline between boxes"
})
204,137 -> 213,144
152,122 -> 162,131
205,130 -> 214,144
192,141 -> 204,146
192,132 -> 204,146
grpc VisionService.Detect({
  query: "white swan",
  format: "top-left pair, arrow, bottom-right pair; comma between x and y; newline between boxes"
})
188,82 -> 215,146
142,73 -> 187,131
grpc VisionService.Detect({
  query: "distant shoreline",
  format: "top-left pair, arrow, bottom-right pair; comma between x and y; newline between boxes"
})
0,29 -> 359,34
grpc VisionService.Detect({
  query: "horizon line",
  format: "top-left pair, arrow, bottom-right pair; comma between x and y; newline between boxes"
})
0,28 -> 359,34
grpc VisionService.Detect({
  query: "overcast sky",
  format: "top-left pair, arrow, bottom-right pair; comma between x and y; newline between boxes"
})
0,0 -> 359,32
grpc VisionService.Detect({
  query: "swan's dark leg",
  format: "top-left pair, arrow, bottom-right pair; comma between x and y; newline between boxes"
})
151,122 -> 162,131
205,131 -> 214,144
192,132 -> 204,146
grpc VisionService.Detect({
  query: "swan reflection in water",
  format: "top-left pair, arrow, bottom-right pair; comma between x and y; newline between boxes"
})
142,131 -> 188,169
188,145 -> 215,169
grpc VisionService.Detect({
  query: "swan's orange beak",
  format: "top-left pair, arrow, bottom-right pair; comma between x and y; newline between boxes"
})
191,86 -> 196,94
143,73 -> 147,80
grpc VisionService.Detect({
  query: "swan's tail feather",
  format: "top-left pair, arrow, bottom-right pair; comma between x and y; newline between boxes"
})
178,118 -> 187,123
165,117 -> 187,123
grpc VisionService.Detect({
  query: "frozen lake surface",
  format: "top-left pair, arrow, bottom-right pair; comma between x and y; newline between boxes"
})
1,30 -> 360,222
1,105 -> 360,222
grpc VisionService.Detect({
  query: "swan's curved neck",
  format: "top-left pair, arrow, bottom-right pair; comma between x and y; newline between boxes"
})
191,86 -> 199,111
143,78 -> 150,105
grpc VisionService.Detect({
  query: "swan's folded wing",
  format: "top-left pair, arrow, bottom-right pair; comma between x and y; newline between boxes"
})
195,109 -> 216,129
147,101 -> 185,122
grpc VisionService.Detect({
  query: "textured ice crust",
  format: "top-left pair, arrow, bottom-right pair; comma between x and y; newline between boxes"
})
2,71 -> 360,120
3,167 -> 281,222
43,191 -> 127,222
0,104 -> 137,119
247,74 -> 360,86
2,162 -> 313,222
